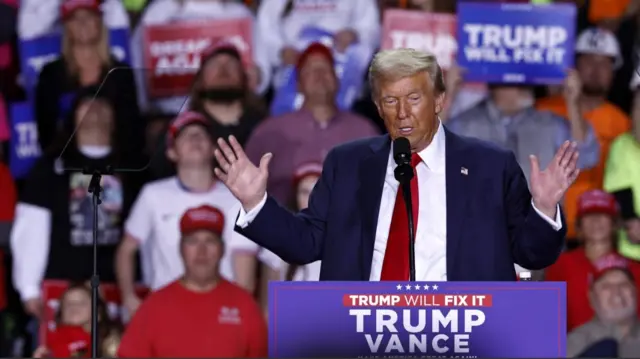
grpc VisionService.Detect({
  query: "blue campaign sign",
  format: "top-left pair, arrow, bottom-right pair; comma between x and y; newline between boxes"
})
19,28 -> 131,93
269,281 -> 566,358
456,3 -> 576,84
9,101 -> 42,179
270,27 -> 371,116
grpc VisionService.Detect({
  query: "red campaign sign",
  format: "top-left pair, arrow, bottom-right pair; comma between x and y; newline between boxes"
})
40,280 -> 150,346
143,18 -> 253,98
381,9 -> 457,70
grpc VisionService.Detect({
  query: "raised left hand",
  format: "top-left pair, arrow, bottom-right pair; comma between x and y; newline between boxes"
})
529,141 -> 580,217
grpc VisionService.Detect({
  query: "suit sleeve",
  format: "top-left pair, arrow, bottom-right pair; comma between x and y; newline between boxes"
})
504,152 -> 565,270
235,148 -> 336,265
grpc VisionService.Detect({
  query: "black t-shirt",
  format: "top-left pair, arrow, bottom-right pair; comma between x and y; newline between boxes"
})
34,57 -> 142,153
19,148 -> 143,282
148,105 -> 266,180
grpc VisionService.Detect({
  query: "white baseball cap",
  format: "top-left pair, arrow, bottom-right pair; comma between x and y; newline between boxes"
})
575,27 -> 622,69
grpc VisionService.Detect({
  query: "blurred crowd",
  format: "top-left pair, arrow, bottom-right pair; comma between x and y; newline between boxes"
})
0,0 -> 639,357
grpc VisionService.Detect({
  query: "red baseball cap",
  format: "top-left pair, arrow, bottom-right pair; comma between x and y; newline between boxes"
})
49,325 -> 91,358
201,40 -> 242,63
166,111 -> 212,146
296,42 -> 334,74
180,205 -> 225,237
591,253 -> 634,283
293,162 -> 323,188
577,189 -> 619,218
60,0 -> 101,20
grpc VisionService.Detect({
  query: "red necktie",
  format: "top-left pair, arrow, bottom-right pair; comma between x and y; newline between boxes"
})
380,153 -> 421,281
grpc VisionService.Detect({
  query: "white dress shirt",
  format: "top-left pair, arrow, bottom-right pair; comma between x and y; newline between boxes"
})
237,122 -> 563,281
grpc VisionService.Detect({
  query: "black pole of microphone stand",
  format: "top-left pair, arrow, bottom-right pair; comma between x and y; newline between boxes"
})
85,170 -> 104,359
400,182 -> 416,282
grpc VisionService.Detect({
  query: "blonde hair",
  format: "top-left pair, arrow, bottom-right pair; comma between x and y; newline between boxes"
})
62,22 -> 112,76
368,48 -> 446,97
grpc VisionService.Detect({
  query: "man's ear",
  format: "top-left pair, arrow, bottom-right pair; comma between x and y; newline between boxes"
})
166,147 -> 178,162
435,92 -> 446,115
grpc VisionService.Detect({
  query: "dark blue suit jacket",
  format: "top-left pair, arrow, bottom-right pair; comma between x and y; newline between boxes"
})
237,129 -> 566,281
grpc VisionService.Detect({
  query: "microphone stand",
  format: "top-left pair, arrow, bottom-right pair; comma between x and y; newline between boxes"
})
394,164 -> 416,282
400,182 -> 416,282
82,165 -> 113,358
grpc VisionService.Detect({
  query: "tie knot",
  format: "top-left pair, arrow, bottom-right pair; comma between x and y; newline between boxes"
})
411,153 -> 422,168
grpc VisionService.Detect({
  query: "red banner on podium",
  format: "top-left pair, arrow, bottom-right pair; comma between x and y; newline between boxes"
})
143,18 -> 253,98
40,280 -> 149,346
381,9 -> 457,70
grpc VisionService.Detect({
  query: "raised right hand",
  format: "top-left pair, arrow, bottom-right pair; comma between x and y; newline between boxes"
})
214,136 -> 273,212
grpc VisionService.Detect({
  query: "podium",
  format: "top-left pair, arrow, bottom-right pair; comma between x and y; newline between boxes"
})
268,281 -> 566,358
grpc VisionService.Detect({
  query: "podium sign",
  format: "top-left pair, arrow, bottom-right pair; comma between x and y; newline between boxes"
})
269,281 -> 566,358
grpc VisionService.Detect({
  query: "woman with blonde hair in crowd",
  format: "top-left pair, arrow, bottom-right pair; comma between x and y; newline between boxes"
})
35,0 -> 140,154
33,281 -> 122,358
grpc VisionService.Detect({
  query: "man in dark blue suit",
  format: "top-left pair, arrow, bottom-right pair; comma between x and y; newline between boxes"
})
213,48 -> 580,281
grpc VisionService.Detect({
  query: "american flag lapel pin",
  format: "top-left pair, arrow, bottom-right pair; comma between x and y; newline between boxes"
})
461,167 -> 468,175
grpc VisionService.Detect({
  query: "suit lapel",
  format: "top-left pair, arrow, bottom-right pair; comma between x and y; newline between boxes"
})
358,135 -> 390,280
444,128 -> 470,280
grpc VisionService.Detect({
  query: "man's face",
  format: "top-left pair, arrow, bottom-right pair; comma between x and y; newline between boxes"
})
298,54 -> 338,101
591,270 -> 637,323
624,218 -> 640,243
579,213 -> 615,244
576,54 -> 614,96
169,125 -> 214,165
181,230 -> 223,282
65,9 -> 101,45
201,53 -> 244,89
375,73 -> 445,152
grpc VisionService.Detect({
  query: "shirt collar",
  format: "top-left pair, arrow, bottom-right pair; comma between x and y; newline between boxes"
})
388,120 -> 446,174
416,120 -> 446,173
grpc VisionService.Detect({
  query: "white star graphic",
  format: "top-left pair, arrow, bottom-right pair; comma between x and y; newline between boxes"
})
414,284 -> 421,290
423,284 -> 430,290
432,284 -> 439,290
396,284 -> 402,290
405,284 -> 412,290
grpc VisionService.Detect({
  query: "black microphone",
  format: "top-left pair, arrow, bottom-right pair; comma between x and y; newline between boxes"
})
392,137 -> 416,282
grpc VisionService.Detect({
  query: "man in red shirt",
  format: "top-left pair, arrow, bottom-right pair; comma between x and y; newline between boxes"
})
118,205 -> 267,357
546,189 -> 640,331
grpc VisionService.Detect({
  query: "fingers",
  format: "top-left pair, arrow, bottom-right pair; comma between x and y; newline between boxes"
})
555,141 -> 576,167
259,153 -> 273,173
529,155 -> 540,174
213,167 -> 229,183
567,168 -> 580,185
565,148 -> 579,174
217,137 -> 238,165
214,148 -> 231,173
229,135 -> 247,162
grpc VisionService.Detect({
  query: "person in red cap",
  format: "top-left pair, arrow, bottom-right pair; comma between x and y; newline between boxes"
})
244,42 -> 379,205
34,0 -> 140,153
546,189 -> 640,331
116,111 -> 258,318
567,253 -> 640,357
118,205 -> 267,358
